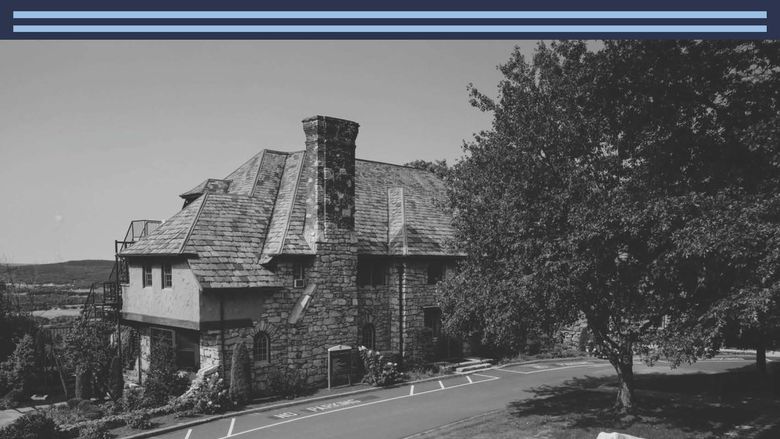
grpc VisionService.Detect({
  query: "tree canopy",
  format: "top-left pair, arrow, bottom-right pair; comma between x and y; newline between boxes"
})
441,40 -> 779,413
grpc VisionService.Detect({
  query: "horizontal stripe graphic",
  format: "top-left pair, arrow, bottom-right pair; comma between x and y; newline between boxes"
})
13,25 -> 768,33
12,10 -> 768,20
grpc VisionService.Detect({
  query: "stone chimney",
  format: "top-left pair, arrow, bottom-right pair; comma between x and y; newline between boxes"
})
302,115 -> 359,243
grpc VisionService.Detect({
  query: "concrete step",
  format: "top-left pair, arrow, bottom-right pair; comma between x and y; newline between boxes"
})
455,362 -> 494,373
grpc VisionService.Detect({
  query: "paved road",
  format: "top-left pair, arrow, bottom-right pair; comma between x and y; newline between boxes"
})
153,358 -> 752,439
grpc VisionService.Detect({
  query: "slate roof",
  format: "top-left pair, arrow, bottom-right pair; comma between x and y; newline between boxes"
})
121,148 -> 459,289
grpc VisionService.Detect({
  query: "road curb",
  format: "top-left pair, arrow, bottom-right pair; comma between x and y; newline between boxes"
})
120,371 -> 479,439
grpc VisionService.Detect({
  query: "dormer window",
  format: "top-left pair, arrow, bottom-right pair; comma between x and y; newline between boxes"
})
142,265 -> 153,288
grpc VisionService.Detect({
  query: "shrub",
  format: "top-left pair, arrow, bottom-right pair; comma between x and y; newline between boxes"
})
78,423 -> 113,439
1,334 -> 39,397
107,355 -> 124,400
1,388 -> 26,409
126,412 -> 153,430
178,373 -> 233,415
267,367 -> 308,399
76,399 -> 104,420
143,340 -> 180,407
122,387 -> 143,411
229,342 -> 252,405
358,346 -> 404,387
0,412 -> 64,439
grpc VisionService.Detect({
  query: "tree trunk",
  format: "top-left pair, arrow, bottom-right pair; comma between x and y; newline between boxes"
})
612,359 -> 635,413
756,336 -> 767,374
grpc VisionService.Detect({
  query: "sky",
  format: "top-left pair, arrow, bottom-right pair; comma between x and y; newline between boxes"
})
0,40 -> 539,264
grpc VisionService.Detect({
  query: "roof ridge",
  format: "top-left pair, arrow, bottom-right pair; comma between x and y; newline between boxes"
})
178,192 -> 208,254
356,158 -> 427,170
279,150 -> 307,253
248,150 -> 266,198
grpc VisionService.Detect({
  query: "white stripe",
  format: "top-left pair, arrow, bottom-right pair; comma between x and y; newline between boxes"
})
438,380 -> 445,389
466,375 -> 473,383
227,418 -> 236,436
184,429 -> 192,439
214,374 -> 500,439
409,385 -> 414,395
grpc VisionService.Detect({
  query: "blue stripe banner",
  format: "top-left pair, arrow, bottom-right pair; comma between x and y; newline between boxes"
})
1,1 -> 776,39
11,10 -> 769,20
11,25 -> 768,34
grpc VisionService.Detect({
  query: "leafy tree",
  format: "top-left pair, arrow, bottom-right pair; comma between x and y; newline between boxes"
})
442,40 -> 779,413
404,159 -> 451,180
229,342 -> 252,405
62,318 -> 114,398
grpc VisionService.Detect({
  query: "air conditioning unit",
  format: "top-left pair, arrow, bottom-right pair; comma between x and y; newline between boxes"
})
293,279 -> 306,288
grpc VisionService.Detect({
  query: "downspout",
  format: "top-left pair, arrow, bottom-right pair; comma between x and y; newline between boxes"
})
397,263 -> 404,368
220,295 -> 226,377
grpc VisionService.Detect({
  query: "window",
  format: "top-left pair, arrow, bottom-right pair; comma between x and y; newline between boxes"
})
175,330 -> 200,371
361,323 -> 376,349
162,263 -> 173,288
142,265 -> 153,288
293,262 -> 305,288
358,260 -> 386,286
253,331 -> 270,362
424,307 -> 442,338
427,262 -> 445,285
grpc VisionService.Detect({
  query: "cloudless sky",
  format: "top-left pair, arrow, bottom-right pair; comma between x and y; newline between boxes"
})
0,40 -> 539,263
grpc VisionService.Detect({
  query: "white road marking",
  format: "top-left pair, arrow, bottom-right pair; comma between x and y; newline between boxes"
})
409,385 -> 414,395
497,364 -> 600,375
227,418 -> 235,436
438,380 -> 445,389
214,374 -> 501,439
466,375 -> 473,383
472,373 -> 499,379
184,429 -> 192,439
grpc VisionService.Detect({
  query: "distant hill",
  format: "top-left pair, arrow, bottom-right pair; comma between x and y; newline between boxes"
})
1,260 -> 115,288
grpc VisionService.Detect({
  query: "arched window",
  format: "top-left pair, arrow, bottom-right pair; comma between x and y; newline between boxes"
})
361,323 -> 376,349
253,331 -> 270,362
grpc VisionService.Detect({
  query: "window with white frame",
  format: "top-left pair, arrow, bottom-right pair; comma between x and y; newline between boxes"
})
162,263 -> 173,288
142,265 -> 153,288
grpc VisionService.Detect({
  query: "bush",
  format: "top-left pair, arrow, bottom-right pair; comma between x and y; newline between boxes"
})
178,373 -> 233,415
77,423 -> 113,439
0,412 -> 64,439
229,342 -> 252,405
121,386 -> 143,411
1,334 -> 40,397
126,412 -> 153,430
267,367 -> 308,399
143,340 -> 183,407
107,355 -> 124,400
358,346 -> 404,387
1,388 -> 26,409
76,399 -> 104,420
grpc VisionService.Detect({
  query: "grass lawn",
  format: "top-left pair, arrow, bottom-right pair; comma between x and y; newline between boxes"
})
423,365 -> 780,439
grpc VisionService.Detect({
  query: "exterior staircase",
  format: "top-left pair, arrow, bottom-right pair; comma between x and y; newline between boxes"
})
453,358 -> 495,374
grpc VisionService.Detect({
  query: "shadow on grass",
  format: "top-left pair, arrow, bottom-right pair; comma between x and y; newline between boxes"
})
508,365 -> 780,437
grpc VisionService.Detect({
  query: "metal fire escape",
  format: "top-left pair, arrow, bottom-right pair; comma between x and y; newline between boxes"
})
82,220 -> 161,322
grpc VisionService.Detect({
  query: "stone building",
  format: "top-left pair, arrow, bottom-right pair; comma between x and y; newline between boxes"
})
119,115 -> 462,390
